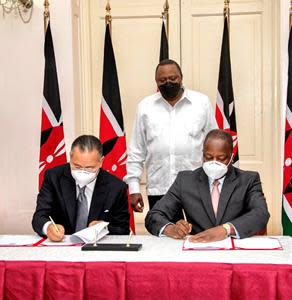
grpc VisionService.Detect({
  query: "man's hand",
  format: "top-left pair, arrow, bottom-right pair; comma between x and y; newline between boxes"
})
163,220 -> 192,239
47,223 -> 65,242
189,226 -> 227,243
130,193 -> 144,212
88,220 -> 103,227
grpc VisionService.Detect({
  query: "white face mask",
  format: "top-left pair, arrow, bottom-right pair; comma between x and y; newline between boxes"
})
202,154 -> 233,180
71,170 -> 97,187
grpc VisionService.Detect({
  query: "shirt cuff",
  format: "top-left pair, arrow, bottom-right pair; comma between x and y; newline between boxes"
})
42,221 -> 52,236
128,181 -> 141,194
229,222 -> 240,239
159,222 -> 174,237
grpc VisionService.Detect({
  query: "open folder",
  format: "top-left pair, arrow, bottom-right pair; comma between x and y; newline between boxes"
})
41,221 -> 109,246
183,236 -> 283,251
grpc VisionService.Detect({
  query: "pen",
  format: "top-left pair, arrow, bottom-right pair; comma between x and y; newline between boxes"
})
49,216 -> 59,233
182,209 -> 192,234
126,230 -> 133,247
182,209 -> 187,221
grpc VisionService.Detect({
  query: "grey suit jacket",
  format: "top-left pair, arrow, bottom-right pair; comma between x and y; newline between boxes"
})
145,166 -> 270,238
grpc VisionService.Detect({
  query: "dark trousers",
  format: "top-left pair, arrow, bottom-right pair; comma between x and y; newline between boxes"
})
148,195 -> 184,223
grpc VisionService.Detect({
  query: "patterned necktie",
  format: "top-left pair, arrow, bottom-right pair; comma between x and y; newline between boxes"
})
211,180 -> 220,217
75,185 -> 88,232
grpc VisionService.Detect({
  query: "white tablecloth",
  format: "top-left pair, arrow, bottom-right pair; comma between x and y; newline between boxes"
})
0,235 -> 291,264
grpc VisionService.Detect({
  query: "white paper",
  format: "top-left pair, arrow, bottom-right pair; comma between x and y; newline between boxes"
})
40,235 -> 82,246
234,237 -> 282,250
41,221 -> 109,246
0,235 -> 43,246
183,237 -> 233,250
71,221 -> 109,243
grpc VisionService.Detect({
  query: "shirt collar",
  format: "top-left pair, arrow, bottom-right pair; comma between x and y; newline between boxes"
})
76,177 -> 97,192
158,86 -> 191,106
208,176 -> 225,187
176,88 -> 190,104
87,178 -> 97,192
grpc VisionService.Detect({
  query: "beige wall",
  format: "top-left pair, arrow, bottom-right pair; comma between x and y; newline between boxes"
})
0,0 -> 75,233
0,0 -> 290,235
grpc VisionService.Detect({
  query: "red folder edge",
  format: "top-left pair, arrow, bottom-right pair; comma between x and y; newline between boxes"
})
182,237 -> 283,251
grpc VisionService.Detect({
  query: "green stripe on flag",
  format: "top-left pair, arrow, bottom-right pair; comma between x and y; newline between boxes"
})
282,207 -> 292,236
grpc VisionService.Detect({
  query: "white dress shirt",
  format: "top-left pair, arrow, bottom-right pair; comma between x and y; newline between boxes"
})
42,179 -> 97,235
124,88 -> 217,195
208,177 -> 225,193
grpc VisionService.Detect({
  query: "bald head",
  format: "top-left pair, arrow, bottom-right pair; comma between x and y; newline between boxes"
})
204,129 -> 233,152
203,129 -> 233,165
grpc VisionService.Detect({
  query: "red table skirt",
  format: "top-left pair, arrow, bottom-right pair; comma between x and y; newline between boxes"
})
0,261 -> 292,300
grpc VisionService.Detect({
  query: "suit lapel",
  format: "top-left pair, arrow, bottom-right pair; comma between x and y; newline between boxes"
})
216,167 -> 238,225
198,170 -> 216,225
88,169 -> 109,222
60,164 -> 77,230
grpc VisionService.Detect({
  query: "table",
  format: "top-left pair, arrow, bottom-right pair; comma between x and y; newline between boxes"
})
0,235 -> 292,300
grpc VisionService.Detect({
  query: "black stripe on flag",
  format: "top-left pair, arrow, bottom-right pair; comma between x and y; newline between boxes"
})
159,21 -> 169,62
41,127 -> 53,146
102,24 -> 124,131
43,22 -> 62,123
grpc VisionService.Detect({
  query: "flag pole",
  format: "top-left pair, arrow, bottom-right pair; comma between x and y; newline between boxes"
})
44,0 -> 50,34
224,0 -> 230,33
105,0 -> 112,35
162,0 -> 169,40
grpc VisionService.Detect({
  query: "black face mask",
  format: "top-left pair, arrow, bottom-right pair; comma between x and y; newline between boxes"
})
158,81 -> 181,100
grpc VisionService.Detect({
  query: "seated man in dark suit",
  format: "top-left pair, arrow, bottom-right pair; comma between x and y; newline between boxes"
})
145,129 -> 270,242
32,135 -> 130,241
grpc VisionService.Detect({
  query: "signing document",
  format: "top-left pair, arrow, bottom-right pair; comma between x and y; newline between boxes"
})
41,221 -> 109,246
183,236 -> 282,251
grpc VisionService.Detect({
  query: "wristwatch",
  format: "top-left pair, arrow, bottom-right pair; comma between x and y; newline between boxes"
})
222,223 -> 231,237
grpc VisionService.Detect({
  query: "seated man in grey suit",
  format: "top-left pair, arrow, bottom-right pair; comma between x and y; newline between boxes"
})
145,129 -> 270,242
32,135 -> 130,242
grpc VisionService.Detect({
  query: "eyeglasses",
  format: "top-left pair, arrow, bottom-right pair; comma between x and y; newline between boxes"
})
70,164 -> 99,173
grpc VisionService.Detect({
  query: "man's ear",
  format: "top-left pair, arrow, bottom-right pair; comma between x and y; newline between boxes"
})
99,156 -> 104,165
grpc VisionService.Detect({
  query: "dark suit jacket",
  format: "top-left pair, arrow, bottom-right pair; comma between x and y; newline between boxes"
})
145,166 -> 270,238
32,164 -> 130,236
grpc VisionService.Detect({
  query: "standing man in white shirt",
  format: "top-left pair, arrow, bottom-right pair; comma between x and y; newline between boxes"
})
124,59 -> 217,220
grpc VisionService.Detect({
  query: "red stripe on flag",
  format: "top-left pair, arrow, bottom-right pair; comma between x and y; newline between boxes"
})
101,136 -> 127,179
283,124 -> 292,208
215,105 -> 224,129
41,109 -> 53,131
39,126 -> 66,189
99,107 -> 119,143
286,119 -> 292,131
